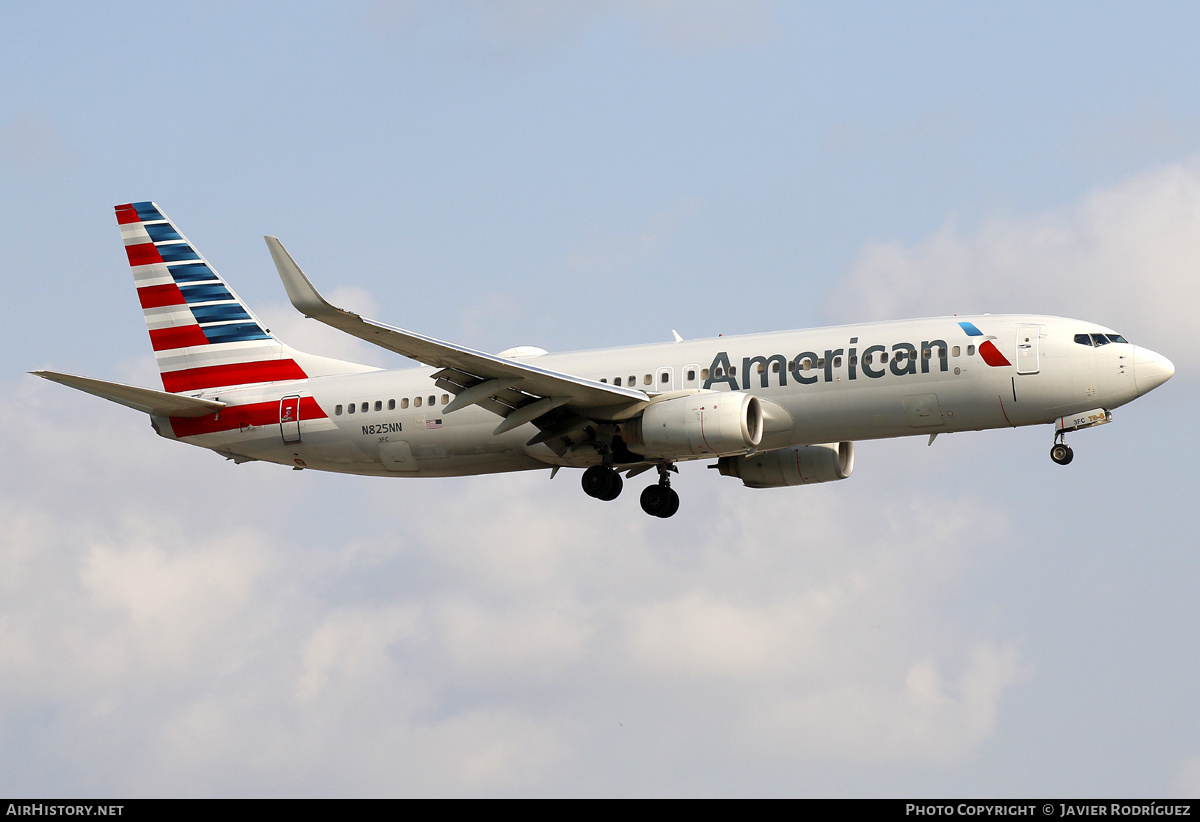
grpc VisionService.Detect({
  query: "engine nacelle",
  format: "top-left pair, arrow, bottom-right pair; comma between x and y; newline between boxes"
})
623,392 -> 763,458
717,442 -> 855,488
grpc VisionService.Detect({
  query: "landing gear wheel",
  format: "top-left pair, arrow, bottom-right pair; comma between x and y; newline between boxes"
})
597,471 -> 623,501
1050,443 -> 1074,465
582,466 -> 623,500
640,485 -> 680,518
660,487 -> 680,518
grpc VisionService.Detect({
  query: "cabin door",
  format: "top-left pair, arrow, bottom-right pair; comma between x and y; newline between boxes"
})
280,395 -> 302,443
1016,325 -> 1040,375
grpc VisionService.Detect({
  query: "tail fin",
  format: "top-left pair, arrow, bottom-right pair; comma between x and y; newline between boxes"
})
116,202 -> 372,393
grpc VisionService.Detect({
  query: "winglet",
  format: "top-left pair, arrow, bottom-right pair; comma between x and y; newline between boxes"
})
265,236 -> 349,320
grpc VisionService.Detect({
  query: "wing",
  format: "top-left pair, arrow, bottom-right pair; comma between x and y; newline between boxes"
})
30,371 -> 227,418
265,237 -> 650,442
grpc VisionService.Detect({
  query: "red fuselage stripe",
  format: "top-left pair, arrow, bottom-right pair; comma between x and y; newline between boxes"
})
170,396 -> 327,438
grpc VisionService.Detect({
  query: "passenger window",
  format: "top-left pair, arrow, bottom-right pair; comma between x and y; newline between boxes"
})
817,358 -> 825,368
360,402 -> 368,413
833,356 -> 842,368
730,367 -> 737,376
952,346 -> 960,357
967,345 -> 975,356
414,397 -> 422,408
772,362 -> 780,373
401,398 -> 409,409
335,404 -> 343,415
701,369 -> 709,380
923,349 -> 931,359
660,372 -> 669,383
614,377 -> 622,386
757,363 -> 766,374
628,375 -> 635,386
388,399 -> 395,410
441,394 -> 449,405
644,375 -> 651,386
863,354 -> 872,365
374,401 -> 382,412
801,359 -> 811,371
348,404 -> 356,414
849,355 -> 858,366
687,370 -> 696,381
880,351 -> 888,363
428,395 -> 436,406
600,378 -> 607,383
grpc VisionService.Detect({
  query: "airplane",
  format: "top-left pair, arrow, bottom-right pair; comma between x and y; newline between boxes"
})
32,202 -> 1175,518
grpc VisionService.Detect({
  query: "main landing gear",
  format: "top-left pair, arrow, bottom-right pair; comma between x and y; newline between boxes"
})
1050,433 -> 1074,465
580,462 -> 680,518
639,463 -> 680,519
581,465 -> 623,501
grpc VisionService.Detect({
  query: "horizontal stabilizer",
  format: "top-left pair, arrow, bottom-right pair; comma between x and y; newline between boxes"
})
29,371 -> 227,418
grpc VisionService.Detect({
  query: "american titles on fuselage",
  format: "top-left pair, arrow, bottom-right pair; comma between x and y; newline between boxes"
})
702,337 -> 972,392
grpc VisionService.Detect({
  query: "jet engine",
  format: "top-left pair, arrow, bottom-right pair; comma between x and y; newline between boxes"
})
717,442 -> 854,488
623,392 -> 763,458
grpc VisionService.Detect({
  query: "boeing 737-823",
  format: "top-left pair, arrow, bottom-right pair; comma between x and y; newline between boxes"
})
32,202 -> 1175,518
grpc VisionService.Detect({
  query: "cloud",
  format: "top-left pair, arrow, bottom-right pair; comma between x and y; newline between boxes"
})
0,374 -> 1025,795
823,158 -> 1200,369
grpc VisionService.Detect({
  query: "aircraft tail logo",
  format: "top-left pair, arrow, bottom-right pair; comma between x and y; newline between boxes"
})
116,202 -> 308,393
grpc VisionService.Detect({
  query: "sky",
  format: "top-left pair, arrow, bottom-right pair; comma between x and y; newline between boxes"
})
1,0 -> 1197,797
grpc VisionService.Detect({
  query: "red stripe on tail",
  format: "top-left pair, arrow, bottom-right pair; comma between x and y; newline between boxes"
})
161,360 -> 308,393
149,325 -> 210,351
115,204 -> 141,225
137,284 -> 187,309
125,242 -> 163,266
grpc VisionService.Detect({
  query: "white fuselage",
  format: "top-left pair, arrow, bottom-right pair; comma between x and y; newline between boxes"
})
155,314 -> 1169,478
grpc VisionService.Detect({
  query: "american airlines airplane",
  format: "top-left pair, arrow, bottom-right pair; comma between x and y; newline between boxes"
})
33,202 -> 1175,518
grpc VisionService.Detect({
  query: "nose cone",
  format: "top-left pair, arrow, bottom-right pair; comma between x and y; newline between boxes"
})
1133,346 -> 1175,396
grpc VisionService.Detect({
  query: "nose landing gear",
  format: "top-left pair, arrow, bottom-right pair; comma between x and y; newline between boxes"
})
1050,435 -> 1074,465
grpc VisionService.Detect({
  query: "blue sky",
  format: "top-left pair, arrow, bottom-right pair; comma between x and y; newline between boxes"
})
2,1 -> 1197,797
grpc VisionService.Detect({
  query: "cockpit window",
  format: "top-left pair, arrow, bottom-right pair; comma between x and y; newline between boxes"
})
1076,332 -> 1129,346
